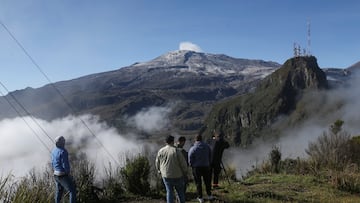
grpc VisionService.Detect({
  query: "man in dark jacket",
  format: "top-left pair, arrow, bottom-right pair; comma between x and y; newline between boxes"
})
209,131 -> 230,188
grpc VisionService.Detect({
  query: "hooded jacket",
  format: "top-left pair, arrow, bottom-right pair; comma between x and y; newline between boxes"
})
188,141 -> 211,167
51,136 -> 70,176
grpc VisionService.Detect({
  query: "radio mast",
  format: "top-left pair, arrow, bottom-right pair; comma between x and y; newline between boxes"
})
307,19 -> 311,56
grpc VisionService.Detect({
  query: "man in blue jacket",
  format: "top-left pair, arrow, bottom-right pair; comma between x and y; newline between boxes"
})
188,134 -> 213,203
51,136 -> 76,203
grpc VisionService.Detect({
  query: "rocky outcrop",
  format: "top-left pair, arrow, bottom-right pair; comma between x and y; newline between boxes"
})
201,56 -> 328,146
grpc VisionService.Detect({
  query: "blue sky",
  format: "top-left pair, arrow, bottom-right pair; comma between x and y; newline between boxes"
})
1,0 -> 360,91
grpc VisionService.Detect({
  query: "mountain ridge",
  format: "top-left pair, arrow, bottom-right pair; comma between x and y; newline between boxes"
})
1,50 -> 360,140
0,50 -> 281,137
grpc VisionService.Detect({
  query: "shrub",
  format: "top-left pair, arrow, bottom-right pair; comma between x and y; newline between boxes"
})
100,163 -> 125,202
71,155 -> 99,203
247,146 -> 282,175
281,157 -> 312,175
220,163 -> 237,181
329,164 -> 360,193
120,155 -> 150,196
305,120 -> 351,171
270,146 -> 281,173
349,136 -> 360,165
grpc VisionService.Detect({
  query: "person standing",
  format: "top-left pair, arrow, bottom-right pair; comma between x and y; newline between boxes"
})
188,134 -> 213,203
51,135 -> 76,203
156,135 -> 188,203
175,136 -> 188,165
175,136 -> 189,196
209,131 -> 230,188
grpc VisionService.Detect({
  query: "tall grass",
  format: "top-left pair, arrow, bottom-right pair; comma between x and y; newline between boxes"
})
0,174 -> 14,202
329,164 -> 360,193
98,163 -> 125,202
1,168 -> 54,203
0,152 -> 155,203
244,120 -> 360,196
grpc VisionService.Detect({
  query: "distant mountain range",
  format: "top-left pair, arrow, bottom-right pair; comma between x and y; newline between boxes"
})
0,50 -> 358,140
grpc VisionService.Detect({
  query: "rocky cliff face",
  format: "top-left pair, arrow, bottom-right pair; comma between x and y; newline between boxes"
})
202,56 -> 328,146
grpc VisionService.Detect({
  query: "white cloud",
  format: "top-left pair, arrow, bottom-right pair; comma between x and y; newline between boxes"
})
227,70 -> 360,180
225,123 -> 325,179
127,105 -> 172,133
0,115 -> 151,178
179,41 -> 203,52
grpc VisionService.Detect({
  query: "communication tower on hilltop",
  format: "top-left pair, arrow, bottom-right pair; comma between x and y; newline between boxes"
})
293,43 -> 300,57
306,19 -> 311,56
293,19 -> 312,57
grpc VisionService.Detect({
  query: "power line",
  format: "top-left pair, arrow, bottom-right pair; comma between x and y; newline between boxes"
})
0,19 -> 120,165
0,85 -> 51,152
0,82 -> 54,145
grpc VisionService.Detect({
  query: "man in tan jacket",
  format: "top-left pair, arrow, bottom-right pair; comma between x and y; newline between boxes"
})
156,135 -> 188,203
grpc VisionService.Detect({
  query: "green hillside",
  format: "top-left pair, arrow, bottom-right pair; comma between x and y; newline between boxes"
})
201,56 -> 328,146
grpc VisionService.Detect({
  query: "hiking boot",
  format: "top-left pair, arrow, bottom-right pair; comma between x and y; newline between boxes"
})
197,197 -> 204,203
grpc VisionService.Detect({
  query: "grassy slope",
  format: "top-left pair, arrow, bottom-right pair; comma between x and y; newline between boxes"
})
134,174 -> 360,203
199,174 -> 360,203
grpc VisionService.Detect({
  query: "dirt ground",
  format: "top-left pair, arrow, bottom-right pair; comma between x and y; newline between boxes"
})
126,197 -> 224,203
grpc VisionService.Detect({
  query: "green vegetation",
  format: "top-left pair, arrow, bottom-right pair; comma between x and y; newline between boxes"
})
2,120 -> 360,202
202,56 -> 329,146
120,155 -> 151,195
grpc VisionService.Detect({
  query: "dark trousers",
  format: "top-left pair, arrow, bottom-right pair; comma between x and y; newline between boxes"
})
211,164 -> 222,185
192,166 -> 211,198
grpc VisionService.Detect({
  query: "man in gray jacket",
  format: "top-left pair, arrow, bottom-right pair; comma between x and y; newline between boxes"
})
156,135 -> 188,203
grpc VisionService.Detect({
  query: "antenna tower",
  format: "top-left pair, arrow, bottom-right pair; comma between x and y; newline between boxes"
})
307,19 -> 311,56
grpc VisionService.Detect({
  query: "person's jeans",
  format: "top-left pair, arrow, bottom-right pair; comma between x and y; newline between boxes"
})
54,175 -> 76,203
162,177 -> 185,203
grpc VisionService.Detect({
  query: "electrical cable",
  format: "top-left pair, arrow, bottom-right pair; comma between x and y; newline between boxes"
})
0,82 -> 55,145
0,87 -> 51,152
0,19 -> 119,165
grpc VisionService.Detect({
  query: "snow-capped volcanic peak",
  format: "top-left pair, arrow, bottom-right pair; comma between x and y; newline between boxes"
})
160,50 -> 192,62
133,50 -> 280,77
134,50 -> 198,67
